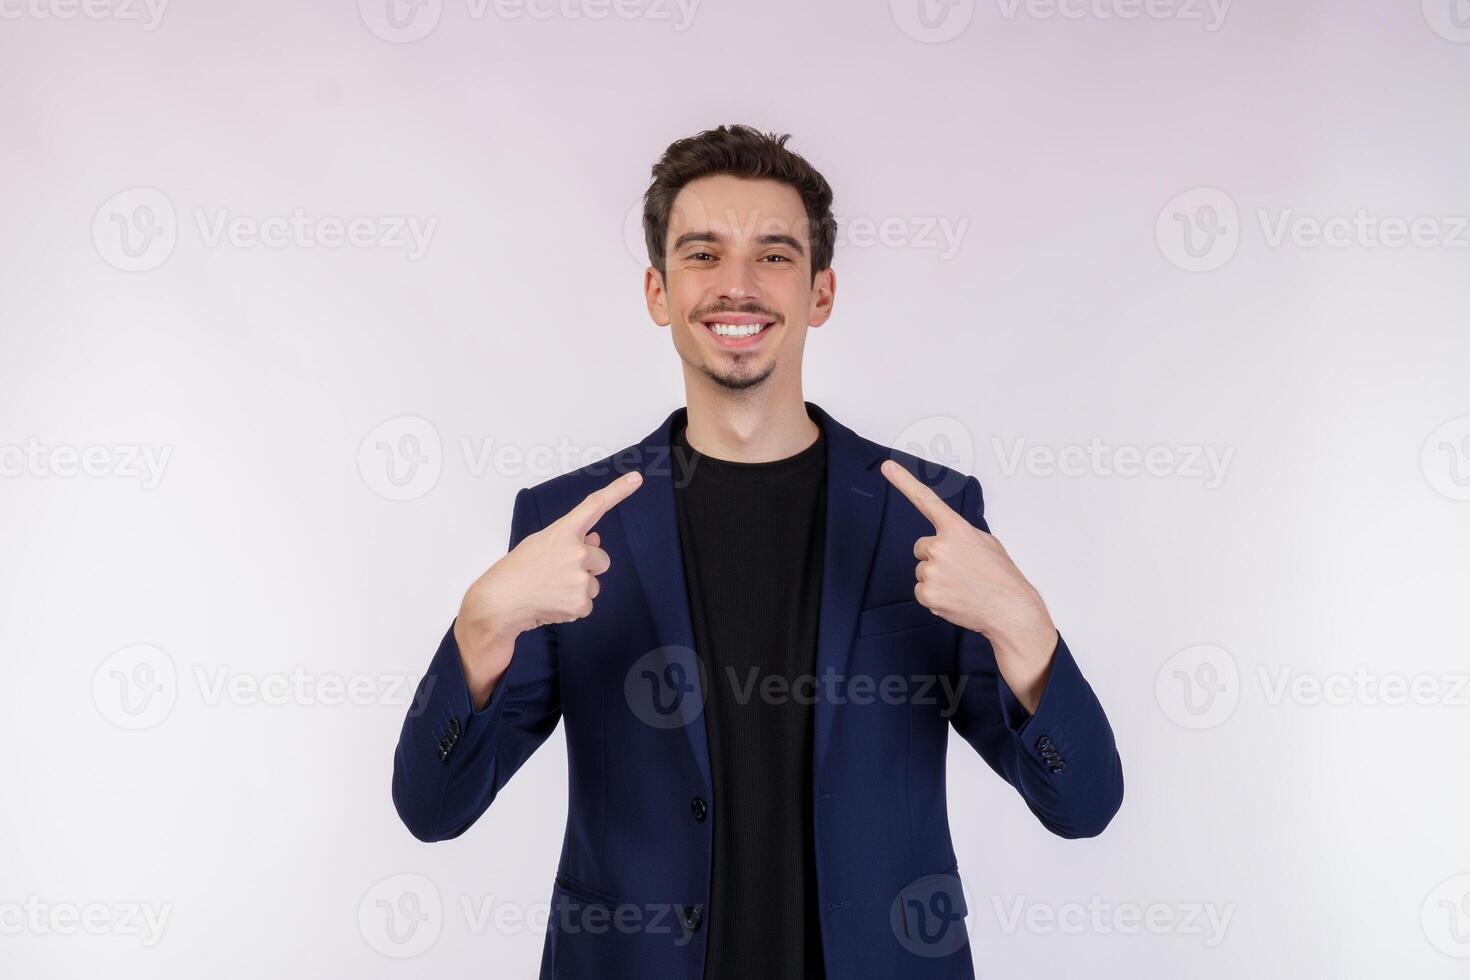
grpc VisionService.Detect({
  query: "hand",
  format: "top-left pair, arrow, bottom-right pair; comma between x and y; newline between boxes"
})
455,471 -> 643,706
880,460 -> 1057,710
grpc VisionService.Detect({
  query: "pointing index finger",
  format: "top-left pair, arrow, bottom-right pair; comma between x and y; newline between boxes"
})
564,470 -> 644,535
881,459 -> 960,530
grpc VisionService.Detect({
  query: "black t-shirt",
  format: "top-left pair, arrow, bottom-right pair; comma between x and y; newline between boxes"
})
672,415 -> 828,980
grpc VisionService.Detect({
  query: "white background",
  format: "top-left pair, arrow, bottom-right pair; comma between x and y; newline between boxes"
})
3,0 -> 1469,976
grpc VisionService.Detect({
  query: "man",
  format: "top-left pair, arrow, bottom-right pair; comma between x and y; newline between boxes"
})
392,124 -> 1124,979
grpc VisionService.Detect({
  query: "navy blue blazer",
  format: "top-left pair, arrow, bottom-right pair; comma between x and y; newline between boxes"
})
392,402 -> 1124,979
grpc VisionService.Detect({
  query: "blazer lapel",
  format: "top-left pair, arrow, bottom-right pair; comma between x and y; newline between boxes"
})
806,402 -> 886,775
614,407 -> 713,792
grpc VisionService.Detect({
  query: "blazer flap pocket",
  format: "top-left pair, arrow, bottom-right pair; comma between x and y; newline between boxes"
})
857,599 -> 944,637
893,869 -> 969,952
554,871 -> 620,908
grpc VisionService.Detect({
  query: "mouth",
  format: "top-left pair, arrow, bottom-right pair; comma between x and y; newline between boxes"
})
699,314 -> 777,351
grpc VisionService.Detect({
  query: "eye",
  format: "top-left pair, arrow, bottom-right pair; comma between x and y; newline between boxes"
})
688,251 -> 716,262
761,254 -> 793,263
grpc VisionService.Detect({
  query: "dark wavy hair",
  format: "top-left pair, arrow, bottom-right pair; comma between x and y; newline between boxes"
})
642,124 -> 837,283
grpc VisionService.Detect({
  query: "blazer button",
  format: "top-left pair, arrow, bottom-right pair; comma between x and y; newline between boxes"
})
691,798 -> 708,822
448,717 -> 462,736
1050,761 -> 1067,774
436,746 -> 449,763
1036,735 -> 1053,750
682,906 -> 702,931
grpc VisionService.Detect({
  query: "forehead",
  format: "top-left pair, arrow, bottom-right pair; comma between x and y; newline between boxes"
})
666,174 -> 809,241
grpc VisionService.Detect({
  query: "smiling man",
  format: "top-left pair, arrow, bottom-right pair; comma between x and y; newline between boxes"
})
392,124 -> 1124,980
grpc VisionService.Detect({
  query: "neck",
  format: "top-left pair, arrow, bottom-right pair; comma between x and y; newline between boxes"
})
681,375 -> 819,463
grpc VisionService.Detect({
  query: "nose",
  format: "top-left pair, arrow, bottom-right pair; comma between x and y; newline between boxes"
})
713,254 -> 760,306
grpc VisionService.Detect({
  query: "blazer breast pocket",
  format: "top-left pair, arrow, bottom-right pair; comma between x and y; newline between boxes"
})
855,598 -> 946,637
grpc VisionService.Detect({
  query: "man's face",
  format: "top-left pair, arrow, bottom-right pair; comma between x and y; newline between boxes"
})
645,174 -> 835,392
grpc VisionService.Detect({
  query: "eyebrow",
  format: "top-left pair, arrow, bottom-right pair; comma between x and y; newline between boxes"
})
670,230 -> 807,255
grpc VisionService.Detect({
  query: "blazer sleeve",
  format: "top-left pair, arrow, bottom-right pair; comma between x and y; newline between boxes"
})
391,487 -> 563,842
946,474 -> 1124,839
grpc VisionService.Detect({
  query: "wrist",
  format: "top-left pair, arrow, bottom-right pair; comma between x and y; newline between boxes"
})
987,616 -> 1057,666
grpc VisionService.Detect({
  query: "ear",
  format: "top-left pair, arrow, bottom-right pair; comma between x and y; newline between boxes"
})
644,266 -> 670,326
807,266 -> 836,328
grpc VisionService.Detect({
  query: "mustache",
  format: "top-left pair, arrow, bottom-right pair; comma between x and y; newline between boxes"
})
693,304 -> 783,322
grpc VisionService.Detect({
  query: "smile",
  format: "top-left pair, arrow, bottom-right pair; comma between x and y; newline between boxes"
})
699,314 -> 777,350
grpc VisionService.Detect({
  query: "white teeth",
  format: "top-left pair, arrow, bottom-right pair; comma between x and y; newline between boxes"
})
708,322 -> 765,338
